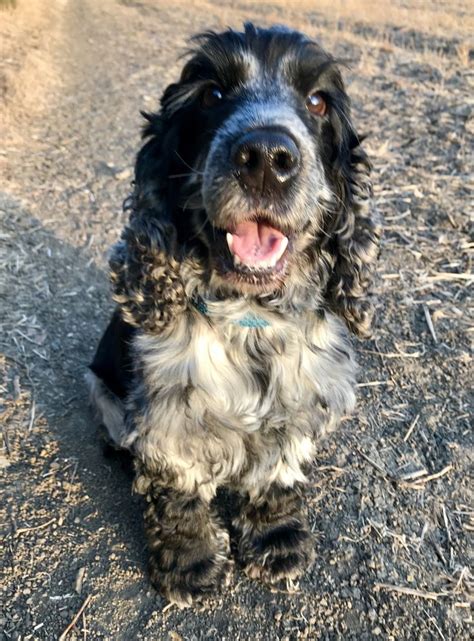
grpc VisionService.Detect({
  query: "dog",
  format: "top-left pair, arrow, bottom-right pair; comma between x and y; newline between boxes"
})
87,23 -> 381,606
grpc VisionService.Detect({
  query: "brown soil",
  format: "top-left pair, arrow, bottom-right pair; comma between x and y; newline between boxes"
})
1,1 -> 472,639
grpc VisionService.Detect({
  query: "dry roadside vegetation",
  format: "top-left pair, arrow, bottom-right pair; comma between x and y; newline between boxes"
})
1,0 -> 472,639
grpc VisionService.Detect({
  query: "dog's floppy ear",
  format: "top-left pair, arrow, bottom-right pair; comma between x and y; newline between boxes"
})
130,73 -> 201,222
109,214 -> 187,334
132,104 -> 177,221
109,88 -> 189,334
323,110 -> 382,338
132,112 -> 168,215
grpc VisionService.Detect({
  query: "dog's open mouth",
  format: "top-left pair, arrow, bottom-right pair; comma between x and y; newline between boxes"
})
226,220 -> 288,270
215,217 -> 290,290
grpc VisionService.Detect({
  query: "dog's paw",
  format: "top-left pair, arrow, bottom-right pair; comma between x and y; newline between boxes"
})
148,524 -> 232,607
237,517 -> 315,587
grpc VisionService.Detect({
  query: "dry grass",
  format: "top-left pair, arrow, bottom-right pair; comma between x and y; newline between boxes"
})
0,0 -> 64,143
1,0 -> 472,638
184,0 -> 474,41
255,0 -> 474,37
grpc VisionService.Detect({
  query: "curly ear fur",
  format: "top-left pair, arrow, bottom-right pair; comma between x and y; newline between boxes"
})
109,97 -> 191,334
324,125 -> 382,338
109,215 -> 186,333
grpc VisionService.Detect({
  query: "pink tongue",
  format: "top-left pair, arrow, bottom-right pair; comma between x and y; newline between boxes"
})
229,221 -> 287,266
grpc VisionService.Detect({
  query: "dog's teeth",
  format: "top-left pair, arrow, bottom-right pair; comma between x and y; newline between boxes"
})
265,255 -> 278,269
226,233 -> 234,251
274,237 -> 288,263
232,236 -> 288,272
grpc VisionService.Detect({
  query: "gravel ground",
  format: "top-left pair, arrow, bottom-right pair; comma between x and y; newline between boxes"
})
1,0 -> 472,639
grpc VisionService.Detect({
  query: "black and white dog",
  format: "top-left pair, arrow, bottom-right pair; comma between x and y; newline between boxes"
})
87,23 -> 381,606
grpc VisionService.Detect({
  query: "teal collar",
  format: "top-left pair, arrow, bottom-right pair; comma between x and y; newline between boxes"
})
191,295 -> 270,329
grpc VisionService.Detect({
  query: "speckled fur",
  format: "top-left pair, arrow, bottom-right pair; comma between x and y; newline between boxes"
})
125,303 -> 356,503
88,24 -> 381,605
109,216 -> 187,333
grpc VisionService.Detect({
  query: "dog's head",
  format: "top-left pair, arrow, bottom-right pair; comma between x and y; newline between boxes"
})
131,23 -> 381,336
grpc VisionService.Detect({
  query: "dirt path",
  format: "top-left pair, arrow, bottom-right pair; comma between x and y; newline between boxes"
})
1,1 -> 472,639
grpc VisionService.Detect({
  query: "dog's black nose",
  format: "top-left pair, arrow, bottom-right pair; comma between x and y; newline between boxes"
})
232,128 -> 300,195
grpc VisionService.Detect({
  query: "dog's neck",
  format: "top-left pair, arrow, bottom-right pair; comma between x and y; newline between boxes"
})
179,251 -> 325,327
190,295 -> 271,328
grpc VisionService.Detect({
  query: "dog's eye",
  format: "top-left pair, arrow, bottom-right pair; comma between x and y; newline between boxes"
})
201,85 -> 224,108
306,92 -> 327,117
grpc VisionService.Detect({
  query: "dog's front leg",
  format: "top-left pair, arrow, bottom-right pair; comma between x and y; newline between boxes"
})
142,481 -> 232,607
234,483 -> 315,588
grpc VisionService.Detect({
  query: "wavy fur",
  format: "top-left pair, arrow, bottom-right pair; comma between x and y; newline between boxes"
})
88,23 -> 381,605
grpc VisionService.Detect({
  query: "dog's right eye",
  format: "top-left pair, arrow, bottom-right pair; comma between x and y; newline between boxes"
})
201,85 -> 224,108
306,91 -> 327,117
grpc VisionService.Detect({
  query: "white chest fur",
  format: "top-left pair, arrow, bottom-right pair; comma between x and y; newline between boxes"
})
128,305 -> 356,499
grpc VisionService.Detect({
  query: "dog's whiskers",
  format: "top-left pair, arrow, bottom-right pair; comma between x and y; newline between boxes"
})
168,171 -> 205,179
325,188 -> 346,210
173,151 -> 205,176
181,188 -> 204,212
189,211 -> 213,242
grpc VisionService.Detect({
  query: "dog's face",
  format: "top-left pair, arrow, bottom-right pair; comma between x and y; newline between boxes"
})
134,24 -> 380,333
197,30 -> 338,295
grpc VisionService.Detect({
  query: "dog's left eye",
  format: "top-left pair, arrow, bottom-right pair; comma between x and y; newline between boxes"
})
201,85 -> 224,108
305,91 -> 327,117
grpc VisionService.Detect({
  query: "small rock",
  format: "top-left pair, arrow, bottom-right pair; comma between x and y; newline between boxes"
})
115,167 -> 132,181
12,375 -> 21,400
75,567 -> 86,594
